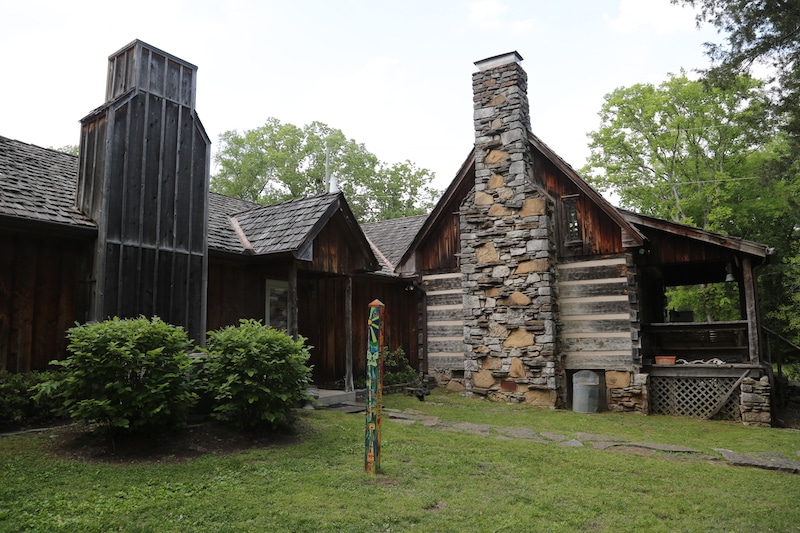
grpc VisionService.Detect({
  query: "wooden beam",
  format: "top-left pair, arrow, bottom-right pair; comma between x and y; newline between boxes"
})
742,257 -> 760,363
344,276 -> 354,392
705,370 -> 749,420
288,261 -> 298,340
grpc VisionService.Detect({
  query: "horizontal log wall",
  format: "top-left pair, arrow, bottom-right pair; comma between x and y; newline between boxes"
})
422,272 -> 465,378
557,257 -> 634,370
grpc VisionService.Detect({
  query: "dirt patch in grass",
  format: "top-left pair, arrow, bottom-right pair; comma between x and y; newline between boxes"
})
47,421 -> 301,464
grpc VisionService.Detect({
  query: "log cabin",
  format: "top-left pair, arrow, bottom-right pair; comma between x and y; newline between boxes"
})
0,43 -> 776,424
391,52 -> 774,425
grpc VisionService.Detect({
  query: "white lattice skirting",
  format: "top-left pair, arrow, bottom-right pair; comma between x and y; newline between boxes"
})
650,376 -> 740,420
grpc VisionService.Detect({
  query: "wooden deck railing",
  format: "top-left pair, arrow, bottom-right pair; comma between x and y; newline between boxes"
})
643,321 -> 750,363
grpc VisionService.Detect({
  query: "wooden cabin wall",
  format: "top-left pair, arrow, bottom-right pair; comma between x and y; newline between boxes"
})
0,231 -> 92,372
206,258 -> 267,333
352,277 -> 420,379
535,155 -> 625,257
416,213 -> 460,274
308,215 -> 372,275
298,275 -> 418,388
557,256 -> 634,370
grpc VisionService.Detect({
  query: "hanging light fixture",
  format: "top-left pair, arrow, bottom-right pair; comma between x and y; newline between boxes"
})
724,262 -> 735,282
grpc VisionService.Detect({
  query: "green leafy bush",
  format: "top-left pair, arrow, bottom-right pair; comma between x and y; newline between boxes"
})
382,347 -> 417,386
0,370 -> 65,430
34,316 -> 197,434
199,319 -> 312,430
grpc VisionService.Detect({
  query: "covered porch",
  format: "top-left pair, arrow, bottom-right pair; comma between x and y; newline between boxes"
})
623,211 -> 773,422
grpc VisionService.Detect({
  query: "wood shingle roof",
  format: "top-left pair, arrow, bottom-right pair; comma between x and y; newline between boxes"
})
0,136 -> 94,231
362,214 -> 427,274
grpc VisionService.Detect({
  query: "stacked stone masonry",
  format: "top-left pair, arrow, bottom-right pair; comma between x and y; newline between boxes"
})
461,56 -> 562,407
740,375 -> 771,427
606,371 -> 648,413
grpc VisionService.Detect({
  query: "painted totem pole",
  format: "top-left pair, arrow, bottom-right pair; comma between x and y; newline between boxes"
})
364,299 -> 384,473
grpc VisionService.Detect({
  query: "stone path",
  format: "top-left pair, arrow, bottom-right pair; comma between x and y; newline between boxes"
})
380,406 -> 800,474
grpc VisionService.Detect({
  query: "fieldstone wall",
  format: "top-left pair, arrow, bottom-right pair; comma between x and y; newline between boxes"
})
606,371 -> 648,413
461,53 -> 562,407
740,375 -> 771,427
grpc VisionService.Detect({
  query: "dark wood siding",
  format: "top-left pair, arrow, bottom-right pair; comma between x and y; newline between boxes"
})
535,153 -> 625,257
206,257 -> 269,331
0,231 -> 92,371
206,258 -> 418,388
417,213 -> 460,273
307,214 -> 373,275
79,91 -> 209,343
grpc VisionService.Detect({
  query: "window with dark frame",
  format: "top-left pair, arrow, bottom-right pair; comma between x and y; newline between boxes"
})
563,195 -> 582,245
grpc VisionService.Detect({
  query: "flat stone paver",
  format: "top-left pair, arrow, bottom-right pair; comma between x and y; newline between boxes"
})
377,409 -> 798,474
714,448 -> 800,473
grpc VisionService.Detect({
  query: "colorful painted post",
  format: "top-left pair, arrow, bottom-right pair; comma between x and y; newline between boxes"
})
365,299 -> 385,474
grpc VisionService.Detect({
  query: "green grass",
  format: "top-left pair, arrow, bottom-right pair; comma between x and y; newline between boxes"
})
1,389 -> 799,532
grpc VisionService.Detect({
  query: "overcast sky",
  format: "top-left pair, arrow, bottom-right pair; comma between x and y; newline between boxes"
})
2,0 -> 720,191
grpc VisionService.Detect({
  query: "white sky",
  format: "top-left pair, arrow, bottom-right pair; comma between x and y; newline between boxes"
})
1,0 -> 720,191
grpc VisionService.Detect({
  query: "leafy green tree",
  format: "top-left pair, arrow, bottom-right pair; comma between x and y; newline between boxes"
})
672,0 -> 800,137
581,73 -> 796,323
211,118 -> 439,222
582,72 -> 772,230
367,160 -> 439,222
671,0 -> 800,346
53,144 -> 79,156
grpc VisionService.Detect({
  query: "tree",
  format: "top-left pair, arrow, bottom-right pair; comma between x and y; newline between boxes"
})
366,160 -> 440,222
581,72 -> 796,323
53,144 -> 79,156
671,0 -> 800,345
211,118 -> 439,222
672,0 -> 800,136
582,72 -> 772,231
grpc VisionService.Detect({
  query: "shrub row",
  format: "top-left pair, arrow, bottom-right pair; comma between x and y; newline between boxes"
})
0,370 -> 66,431
30,317 -> 312,435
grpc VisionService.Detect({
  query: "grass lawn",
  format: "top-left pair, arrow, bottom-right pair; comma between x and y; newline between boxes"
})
1,389 -> 799,532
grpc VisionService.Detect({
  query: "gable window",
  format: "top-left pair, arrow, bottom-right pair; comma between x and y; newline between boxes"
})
265,280 -> 289,330
562,194 -> 582,245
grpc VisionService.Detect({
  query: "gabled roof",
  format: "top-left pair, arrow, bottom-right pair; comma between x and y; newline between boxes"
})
620,209 -> 773,258
396,150 -> 476,272
0,136 -> 95,232
527,131 -> 646,247
362,214 -> 428,274
230,192 -> 368,260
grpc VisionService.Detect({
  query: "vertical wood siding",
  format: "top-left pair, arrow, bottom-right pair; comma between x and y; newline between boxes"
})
0,232 -> 92,371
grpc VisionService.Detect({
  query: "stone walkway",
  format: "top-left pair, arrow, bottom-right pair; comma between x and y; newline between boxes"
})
379,406 -> 800,474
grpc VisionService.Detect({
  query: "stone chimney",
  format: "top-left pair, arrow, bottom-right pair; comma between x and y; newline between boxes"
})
460,52 -> 561,406
76,41 -> 210,343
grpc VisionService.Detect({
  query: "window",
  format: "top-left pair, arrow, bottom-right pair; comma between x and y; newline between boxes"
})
265,280 -> 289,330
562,195 -> 582,245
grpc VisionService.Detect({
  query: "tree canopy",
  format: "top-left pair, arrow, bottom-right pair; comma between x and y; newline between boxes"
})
211,118 -> 439,223
673,0 -> 800,136
671,0 -> 800,343
582,72 -> 772,231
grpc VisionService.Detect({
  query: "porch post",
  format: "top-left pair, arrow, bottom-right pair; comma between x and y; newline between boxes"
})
742,257 -> 760,363
288,261 -> 299,340
345,276 -> 354,392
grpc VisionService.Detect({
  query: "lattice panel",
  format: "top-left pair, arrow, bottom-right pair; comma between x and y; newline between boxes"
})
651,377 -> 740,420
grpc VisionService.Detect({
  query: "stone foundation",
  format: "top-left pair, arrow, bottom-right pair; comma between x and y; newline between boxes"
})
606,371 -> 648,413
740,375 -> 771,427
